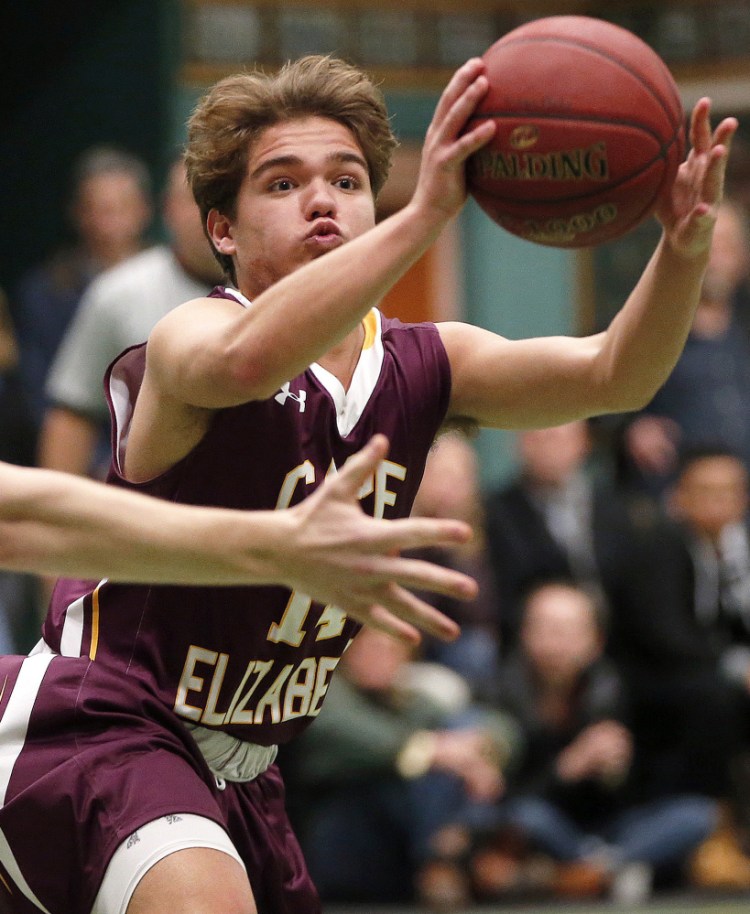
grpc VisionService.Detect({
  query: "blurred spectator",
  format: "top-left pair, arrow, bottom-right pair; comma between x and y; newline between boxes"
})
478,581 -> 717,904
38,157 -> 222,479
279,627 -> 519,909
610,447 -> 750,829
0,288 -> 34,468
484,420 -> 638,654
615,199 -> 750,500
410,431 -> 502,696
11,145 -> 152,438
0,288 -> 39,652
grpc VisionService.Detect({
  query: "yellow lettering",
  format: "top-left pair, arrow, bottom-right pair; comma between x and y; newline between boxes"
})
282,657 -> 317,720
473,143 -> 609,184
200,652 -> 230,726
228,659 -> 274,724
374,460 -> 407,519
268,590 -> 312,646
316,604 -> 347,640
309,656 -> 340,717
254,664 -> 294,724
174,645 -> 217,722
276,460 -> 315,510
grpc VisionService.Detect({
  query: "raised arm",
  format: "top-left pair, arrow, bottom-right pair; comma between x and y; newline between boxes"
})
442,99 -> 738,429
143,59 -> 497,410
0,437 -> 475,642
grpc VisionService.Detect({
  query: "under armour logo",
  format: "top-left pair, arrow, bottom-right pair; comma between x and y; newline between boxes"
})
275,382 -> 307,412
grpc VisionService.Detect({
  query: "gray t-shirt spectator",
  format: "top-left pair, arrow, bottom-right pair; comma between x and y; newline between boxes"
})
46,244 -> 212,421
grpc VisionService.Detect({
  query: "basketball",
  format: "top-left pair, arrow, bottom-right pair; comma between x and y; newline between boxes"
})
465,16 -> 686,248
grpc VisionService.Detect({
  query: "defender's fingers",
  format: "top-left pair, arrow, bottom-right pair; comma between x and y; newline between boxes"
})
379,516 -> 474,552
334,434 -> 390,497
361,605 -> 423,645
369,553 -> 478,601
374,583 -> 461,642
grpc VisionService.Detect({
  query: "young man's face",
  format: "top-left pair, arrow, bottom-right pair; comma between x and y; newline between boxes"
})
213,116 -> 377,297
674,455 -> 749,539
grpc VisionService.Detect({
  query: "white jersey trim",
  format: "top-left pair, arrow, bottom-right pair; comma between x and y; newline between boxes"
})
222,287 -> 252,310
59,594 -> 85,657
0,827 -> 53,914
0,654 -> 56,913
310,309 -> 385,438
224,287 -> 385,438
0,653 -> 55,805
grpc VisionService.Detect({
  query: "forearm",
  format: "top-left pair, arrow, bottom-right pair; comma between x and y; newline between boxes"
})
37,408 -> 100,476
0,464 -> 283,583
592,234 -> 708,413
226,202 -> 444,398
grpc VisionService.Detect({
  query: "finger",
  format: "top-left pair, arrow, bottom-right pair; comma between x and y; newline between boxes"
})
689,97 -> 712,154
432,58 -> 486,129
453,119 -> 496,164
373,582 -> 461,642
378,515 -> 474,552
364,553 -> 478,601
361,604 -> 423,645
437,75 -> 496,148
334,434 -> 390,498
700,143 -> 732,207
712,116 -> 738,149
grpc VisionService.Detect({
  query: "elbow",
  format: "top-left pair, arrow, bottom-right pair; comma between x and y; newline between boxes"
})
224,353 -> 280,403
612,388 -> 655,415
594,378 -> 656,416
0,526 -> 32,573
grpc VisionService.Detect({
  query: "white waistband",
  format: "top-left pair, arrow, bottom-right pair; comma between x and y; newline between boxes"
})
185,723 -> 278,782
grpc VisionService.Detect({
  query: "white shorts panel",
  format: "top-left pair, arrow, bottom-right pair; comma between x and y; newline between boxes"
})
91,813 -> 245,914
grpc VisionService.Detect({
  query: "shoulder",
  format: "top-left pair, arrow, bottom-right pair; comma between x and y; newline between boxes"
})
435,320 -> 513,367
379,312 -> 449,362
379,312 -> 439,339
146,292 -> 242,354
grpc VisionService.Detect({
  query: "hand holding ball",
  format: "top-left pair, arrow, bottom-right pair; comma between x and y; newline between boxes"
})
466,16 -> 686,247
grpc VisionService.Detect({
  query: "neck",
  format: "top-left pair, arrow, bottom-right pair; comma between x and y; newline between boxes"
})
173,247 -> 224,288
317,323 -> 365,391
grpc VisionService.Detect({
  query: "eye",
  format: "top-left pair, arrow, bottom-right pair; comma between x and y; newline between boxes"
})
335,175 -> 360,191
269,178 -> 295,192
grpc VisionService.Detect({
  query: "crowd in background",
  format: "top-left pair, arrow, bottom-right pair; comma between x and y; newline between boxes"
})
4,146 -> 750,909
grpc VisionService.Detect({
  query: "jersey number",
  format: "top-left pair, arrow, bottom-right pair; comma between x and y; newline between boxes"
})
267,590 -> 347,646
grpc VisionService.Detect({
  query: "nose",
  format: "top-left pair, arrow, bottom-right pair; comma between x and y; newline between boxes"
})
303,177 -> 336,220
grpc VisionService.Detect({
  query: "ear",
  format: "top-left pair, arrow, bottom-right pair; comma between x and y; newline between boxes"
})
207,208 -> 236,256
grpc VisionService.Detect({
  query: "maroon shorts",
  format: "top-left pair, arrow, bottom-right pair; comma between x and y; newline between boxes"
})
0,653 -> 319,914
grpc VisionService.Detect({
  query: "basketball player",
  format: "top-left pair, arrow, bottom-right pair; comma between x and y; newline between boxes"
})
0,55 -> 734,914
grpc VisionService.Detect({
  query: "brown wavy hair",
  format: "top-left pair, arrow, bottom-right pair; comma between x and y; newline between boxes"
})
185,55 -> 398,282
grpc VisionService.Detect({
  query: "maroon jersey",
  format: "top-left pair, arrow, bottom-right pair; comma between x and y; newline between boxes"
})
42,290 -> 452,746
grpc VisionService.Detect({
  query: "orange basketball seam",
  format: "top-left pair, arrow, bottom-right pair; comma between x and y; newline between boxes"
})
489,35 -> 682,128
467,112 -> 678,145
